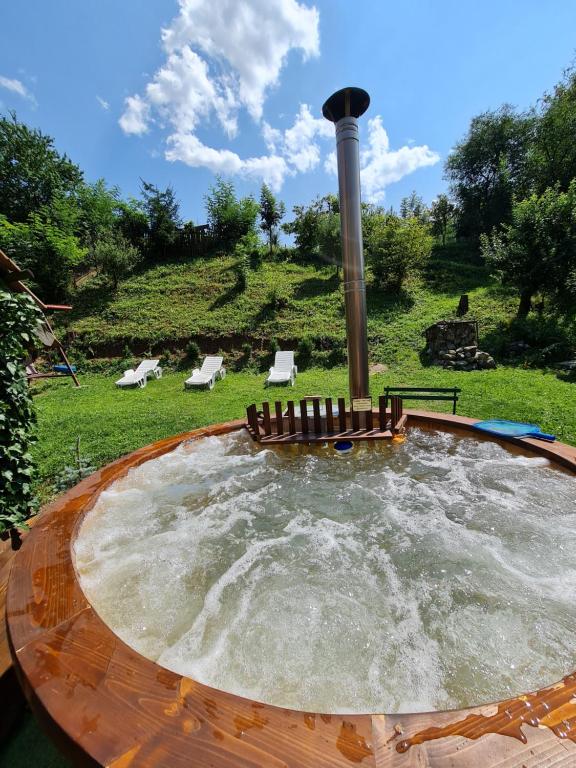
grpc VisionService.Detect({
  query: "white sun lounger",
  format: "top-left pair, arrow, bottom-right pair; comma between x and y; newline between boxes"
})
184,356 -> 226,390
115,359 -> 162,388
265,350 -> 297,387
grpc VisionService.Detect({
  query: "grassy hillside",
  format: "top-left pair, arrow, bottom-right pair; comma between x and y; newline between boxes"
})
59,249 -> 522,366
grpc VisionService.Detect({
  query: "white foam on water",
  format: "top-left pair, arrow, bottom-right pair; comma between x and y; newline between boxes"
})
74,429 -> 576,714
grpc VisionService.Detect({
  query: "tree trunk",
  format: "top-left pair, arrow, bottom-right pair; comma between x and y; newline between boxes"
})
517,288 -> 533,319
269,230 -> 273,258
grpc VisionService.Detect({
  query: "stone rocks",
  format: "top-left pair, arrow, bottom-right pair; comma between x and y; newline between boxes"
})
433,345 -> 496,371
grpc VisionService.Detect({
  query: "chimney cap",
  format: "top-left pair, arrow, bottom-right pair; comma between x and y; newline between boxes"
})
322,87 -> 370,122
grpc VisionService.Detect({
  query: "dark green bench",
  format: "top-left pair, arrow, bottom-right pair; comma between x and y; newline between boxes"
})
383,387 -> 461,415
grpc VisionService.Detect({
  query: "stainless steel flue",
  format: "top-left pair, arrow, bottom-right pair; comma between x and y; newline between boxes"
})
322,87 -> 370,402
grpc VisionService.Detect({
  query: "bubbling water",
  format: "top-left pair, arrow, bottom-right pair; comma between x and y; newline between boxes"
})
74,429 -> 576,714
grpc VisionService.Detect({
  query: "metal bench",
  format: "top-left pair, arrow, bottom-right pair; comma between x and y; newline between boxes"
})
383,386 -> 461,415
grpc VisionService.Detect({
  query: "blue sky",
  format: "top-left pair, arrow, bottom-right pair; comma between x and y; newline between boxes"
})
2,0 -> 576,225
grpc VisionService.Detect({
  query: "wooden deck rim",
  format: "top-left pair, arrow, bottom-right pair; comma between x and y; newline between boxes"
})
7,411 -> 576,767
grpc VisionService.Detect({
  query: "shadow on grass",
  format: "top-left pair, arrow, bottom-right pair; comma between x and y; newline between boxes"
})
480,315 -> 576,367
293,273 -> 340,300
366,285 -> 414,322
209,281 -> 244,310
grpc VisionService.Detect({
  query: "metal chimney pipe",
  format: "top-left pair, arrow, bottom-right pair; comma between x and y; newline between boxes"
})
322,87 -> 370,402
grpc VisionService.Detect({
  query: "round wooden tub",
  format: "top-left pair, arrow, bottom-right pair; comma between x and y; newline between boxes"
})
7,413 -> 576,767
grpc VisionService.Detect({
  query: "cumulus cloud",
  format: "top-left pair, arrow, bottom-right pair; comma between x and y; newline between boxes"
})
161,0 -> 319,120
0,75 -> 34,102
325,116 -> 440,203
120,0 -> 322,187
119,0 -> 438,194
119,94 -> 151,135
96,95 -> 110,111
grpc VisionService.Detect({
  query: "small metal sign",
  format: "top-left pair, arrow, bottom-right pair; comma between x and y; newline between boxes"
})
352,397 -> 372,412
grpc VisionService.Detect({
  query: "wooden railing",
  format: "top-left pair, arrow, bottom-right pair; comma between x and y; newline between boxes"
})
245,395 -> 406,444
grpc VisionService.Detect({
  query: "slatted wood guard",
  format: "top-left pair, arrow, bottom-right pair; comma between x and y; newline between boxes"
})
245,396 -> 407,444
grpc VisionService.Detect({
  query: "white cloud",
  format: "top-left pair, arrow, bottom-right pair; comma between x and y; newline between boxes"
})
161,0 -> 319,120
119,94 -> 151,135
166,132 -> 288,190
119,0 -> 321,187
325,116 -> 440,203
96,95 -> 110,111
0,75 -> 34,102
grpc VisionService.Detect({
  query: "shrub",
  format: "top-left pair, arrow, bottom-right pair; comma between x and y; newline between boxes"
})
186,340 -> 201,366
366,214 -> 433,291
0,290 -> 42,541
54,437 -> 95,492
237,342 -> 253,370
297,335 -> 314,368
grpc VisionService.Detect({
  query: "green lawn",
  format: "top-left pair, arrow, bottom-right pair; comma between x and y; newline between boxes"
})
32,363 -> 576,499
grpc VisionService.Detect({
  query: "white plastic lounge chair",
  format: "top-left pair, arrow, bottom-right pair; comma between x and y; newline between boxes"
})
184,356 -> 226,390
115,359 -> 162,389
265,351 -> 297,387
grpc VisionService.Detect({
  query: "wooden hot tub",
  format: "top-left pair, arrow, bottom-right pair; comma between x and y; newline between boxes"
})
7,412 -> 576,767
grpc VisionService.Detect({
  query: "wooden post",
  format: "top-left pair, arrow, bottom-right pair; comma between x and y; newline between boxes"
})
378,395 -> 387,431
262,402 -> 272,436
300,400 -> 309,434
325,398 -> 334,433
287,401 -> 296,435
312,399 -> 322,434
391,396 -> 401,432
365,408 -> 373,431
246,404 -> 260,439
352,405 -> 360,432
275,401 -> 284,435
338,398 -> 346,433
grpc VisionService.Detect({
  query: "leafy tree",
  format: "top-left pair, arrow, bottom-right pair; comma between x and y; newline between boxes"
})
205,178 -> 259,253
445,105 -> 534,240
366,213 -> 433,290
76,179 -> 121,249
430,194 -> 456,245
481,181 -> 576,317
140,181 -> 181,259
259,184 -> 285,257
93,233 -> 140,289
400,191 -> 429,223
0,112 -> 83,223
532,66 -> 576,193
117,198 -> 148,253
317,210 -> 342,275
0,213 -> 86,299
282,194 -> 339,264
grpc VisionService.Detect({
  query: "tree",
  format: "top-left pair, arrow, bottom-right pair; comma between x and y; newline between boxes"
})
365,213 -> 433,290
0,212 -> 86,299
93,234 -> 140,289
140,181 -> 181,259
76,179 -> 121,249
116,198 -> 148,253
532,66 -> 576,194
282,194 -> 339,264
445,106 -> 534,240
400,191 -> 429,223
0,112 -> 83,223
259,184 -> 285,257
205,178 -> 259,253
316,210 -> 342,275
430,195 -> 456,246
481,181 -> 576,318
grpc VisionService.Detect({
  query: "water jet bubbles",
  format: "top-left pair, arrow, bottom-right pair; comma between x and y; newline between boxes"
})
75,429 -> 576,714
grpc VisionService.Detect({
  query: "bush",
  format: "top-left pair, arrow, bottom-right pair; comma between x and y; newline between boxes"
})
93,233 -> 141,289
297,336 -> 314,368
54,437 -> 95,492
0,290 -> 42,540
186,340 -> 201,366
237,342 -> 253,370
366,214 -> 433,290
267,286 -> 291,310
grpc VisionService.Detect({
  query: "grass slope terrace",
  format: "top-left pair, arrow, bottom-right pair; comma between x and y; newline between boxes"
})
60,249 -> 521,365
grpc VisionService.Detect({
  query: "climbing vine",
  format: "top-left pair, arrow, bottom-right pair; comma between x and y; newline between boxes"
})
0,288 -> 41,541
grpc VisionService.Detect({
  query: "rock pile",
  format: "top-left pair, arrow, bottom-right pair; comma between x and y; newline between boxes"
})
436,345 -> 496,370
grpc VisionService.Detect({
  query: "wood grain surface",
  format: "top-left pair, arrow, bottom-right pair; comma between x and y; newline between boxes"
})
7,414 -> 576,767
